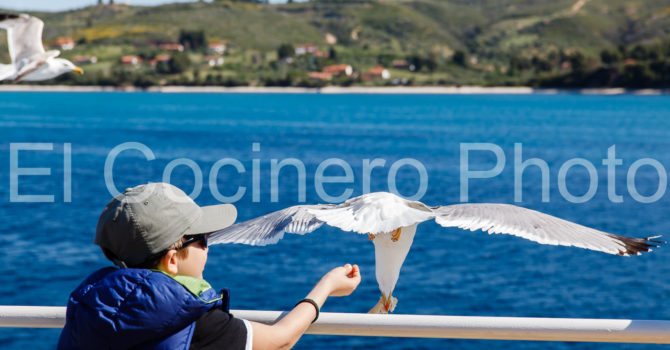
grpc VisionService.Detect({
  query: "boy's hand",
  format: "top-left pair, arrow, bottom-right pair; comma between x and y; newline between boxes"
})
322,264 -> 361,297
252,263 -> 362,349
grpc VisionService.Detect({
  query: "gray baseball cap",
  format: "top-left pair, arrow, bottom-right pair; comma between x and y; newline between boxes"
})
95,182 -> 237,267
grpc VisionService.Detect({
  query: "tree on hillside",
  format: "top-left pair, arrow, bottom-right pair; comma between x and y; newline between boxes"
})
179,30 -> 206,50
568,52 -> 586,74
629,45 -> 649,60
406,54 -> 437,72
600,49 -> 620,65
277,44 -> 295,59
377,53 -> 395,67
620,64 -> 654,88
531,56 -> 552,72
171,53 -> 190,74
508,55 -> 531,75
452,50 -> 466,67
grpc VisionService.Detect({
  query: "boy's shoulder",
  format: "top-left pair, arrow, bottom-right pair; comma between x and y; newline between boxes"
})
78,266 -> 166,286
73,267 -> 223,305
61,268 -> 230,349
70,267 -> 227,322
73,267 -> 171,300
64,267 -> 228,346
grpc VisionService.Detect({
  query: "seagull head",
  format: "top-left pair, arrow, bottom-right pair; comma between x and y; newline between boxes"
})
53,58 -> 83,75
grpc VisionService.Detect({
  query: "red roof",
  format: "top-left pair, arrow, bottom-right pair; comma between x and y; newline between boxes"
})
323,64 -> 351,74
154,54 -> 171,61
623,58 -> 638,66
72,55 -> 96,63
120,56 -> 142,64
392,60 -> 408,67
56,37 -> 74,45
369,66 -> 387,75
159,43 -> 184,51
308,72 -> 332,80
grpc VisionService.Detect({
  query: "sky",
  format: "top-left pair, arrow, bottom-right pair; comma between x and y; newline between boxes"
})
0,0 -> 291,12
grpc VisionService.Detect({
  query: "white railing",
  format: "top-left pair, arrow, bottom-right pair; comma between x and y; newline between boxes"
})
1,306 -> 669,344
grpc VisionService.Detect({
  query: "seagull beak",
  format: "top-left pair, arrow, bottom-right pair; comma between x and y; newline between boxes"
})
72,66 -> 84,75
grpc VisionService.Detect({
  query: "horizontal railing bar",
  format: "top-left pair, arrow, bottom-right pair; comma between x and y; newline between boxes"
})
1,306 -> 669,344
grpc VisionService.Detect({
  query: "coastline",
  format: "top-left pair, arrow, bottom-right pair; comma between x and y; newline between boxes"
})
0,85 -> 666,95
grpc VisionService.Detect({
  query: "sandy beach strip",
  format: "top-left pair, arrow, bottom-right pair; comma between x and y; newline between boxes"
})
0,85 -> 666,95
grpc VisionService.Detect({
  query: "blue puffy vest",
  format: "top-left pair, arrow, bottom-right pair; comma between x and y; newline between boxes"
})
57,267 -> 229,350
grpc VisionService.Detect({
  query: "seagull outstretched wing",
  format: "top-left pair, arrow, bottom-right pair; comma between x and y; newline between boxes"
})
209,192 -> 662,256
0,14 -> 48,64
208,204 -> 335,246
208,192 -> 663,315
433,203 -> 663,256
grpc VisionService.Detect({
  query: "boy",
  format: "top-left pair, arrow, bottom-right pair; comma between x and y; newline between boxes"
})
57,182 -> 361,349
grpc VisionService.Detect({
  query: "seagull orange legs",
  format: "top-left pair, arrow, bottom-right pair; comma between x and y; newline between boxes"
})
368,292 -> 398,313
367,228 -> 401,242
391,227 -> 401,242
382,292 -> 391,312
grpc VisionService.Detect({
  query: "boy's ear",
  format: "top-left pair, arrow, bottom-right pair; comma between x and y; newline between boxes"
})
158,250 -> 179,276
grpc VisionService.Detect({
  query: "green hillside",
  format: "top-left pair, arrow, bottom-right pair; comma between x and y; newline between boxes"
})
1,0 -> 669,87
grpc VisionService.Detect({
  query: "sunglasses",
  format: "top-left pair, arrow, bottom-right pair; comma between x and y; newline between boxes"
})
178,234 -> 208,250
133,234 -> 208,268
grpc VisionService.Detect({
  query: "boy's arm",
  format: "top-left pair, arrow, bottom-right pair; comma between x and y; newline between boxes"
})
249,264 -> 361,350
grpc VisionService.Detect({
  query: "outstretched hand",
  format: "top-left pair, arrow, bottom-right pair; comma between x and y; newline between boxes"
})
321,264 -> 361,297
249,264 -> 362,349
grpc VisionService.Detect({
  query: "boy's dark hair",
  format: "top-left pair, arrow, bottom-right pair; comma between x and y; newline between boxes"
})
102,237 -> 189,269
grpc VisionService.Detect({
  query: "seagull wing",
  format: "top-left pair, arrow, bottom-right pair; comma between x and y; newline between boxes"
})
307,192 -> 435,234
13,59 -> 45,82
208,204 -> 335,246
0,64 -> 15,80
433,203 -> 663,256
0,14 -> 47,63
13,50 -> 60,82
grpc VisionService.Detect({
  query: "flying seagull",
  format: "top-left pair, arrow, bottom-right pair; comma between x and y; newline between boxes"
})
0,13 -> 83,82
208,192 -> 662,313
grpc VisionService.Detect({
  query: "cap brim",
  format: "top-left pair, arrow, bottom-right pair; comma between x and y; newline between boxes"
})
187,203 -> 237,235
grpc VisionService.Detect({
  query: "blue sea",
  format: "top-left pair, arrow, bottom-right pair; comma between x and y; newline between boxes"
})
0,92 -> 669,349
